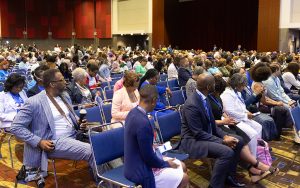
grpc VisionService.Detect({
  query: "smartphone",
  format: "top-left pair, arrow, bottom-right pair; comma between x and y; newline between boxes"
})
252,112 -> 261,117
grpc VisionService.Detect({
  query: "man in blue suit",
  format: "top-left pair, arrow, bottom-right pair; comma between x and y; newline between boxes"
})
124,85 -> 189,188
180,73 -> 245,188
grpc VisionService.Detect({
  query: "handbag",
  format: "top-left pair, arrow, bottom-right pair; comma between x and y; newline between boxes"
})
257,139 -> 272,166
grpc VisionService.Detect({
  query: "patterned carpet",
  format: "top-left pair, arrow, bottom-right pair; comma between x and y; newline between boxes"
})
0,130 -> 299,188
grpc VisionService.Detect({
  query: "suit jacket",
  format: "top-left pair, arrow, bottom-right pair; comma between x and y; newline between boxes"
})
178,67 -> 192,87
180,91 -> 226,157
124,107 -> 169,188
66,81 -> 94,105
27,84 -> 43,98
111,87 -> 140,123
10,91 -> 77,171
0,90 -> 27,128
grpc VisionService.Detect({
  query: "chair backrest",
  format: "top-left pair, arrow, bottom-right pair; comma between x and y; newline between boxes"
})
169,90 -> 185,106
89,126 -> 125,165
156,110 -> 182,142
100,81 -> 109,89
157,81 -> 168,88
75,106 -> 104,124
291,105 -> 300,132
102,103 -> 112,123
160,74 -> 168,81
104,87 -> 114,100
168,79 -> 180,90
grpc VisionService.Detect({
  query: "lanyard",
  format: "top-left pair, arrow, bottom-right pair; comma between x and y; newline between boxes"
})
209,95 -> 222,110
235,91 -> 245,104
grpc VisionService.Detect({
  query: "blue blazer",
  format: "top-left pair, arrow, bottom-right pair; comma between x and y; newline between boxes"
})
124,107 -> 169,188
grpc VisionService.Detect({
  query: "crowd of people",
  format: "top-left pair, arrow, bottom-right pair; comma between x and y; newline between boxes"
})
0,43 -> 300,187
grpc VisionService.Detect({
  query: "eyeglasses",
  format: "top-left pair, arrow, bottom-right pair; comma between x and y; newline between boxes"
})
51,78 -> 65,83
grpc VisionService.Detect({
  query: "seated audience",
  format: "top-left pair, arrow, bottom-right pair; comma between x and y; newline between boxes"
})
27,65 -> 50,97
98,59 -> 111,81
0,60 -> 9,79
178,57 -> 192,87
168,56 -> 179,80
180,73 -> 245,187
282,62 -> 300,91
111,72 -> 140,123
135,57 -> 147,77
124,85 -> 189,188
209,75 -> 278,183
86,63 -> 100,90
220,73 -> 262,157
138,69 -> 172,111
67,68 -> 94,106
59,62 -> 72,82
10,68 -> 95,178
185,66 -> 205,98
0,73 -> 27,130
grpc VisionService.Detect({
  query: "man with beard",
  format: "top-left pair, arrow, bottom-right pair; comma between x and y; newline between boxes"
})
11,68 -> 94,179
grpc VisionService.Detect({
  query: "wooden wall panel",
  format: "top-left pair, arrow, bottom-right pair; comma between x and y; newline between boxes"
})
152,0 -> 168,49
74,0 -> 95,38
257,0 -> 280,51
95,0 -> 111,38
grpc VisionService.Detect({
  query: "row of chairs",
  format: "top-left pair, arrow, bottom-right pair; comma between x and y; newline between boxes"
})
88,107 -> 189,187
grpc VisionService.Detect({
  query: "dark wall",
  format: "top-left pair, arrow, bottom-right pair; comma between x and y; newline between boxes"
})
164,0 -> 259,51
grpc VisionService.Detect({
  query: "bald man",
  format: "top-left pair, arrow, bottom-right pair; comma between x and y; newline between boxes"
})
179,73 -> 245,188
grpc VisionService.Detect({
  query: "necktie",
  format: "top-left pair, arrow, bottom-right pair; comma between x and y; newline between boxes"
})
203,98 -> 212,134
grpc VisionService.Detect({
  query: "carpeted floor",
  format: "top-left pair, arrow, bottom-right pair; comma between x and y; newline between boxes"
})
0,130 -> 299,188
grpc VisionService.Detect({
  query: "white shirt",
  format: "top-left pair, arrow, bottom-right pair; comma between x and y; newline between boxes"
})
282,72 -> 300,90
145,61 -> 154,70
167,63 -> 178,79
47,96 -> 75,139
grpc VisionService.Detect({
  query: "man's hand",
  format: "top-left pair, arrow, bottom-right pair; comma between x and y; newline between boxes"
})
38,140 -> 55,151
288,100 -> 296,108
223,135 -> 238,149
276,101 -> 284,106
167,158 -> 179,169
78,119 -> 88,130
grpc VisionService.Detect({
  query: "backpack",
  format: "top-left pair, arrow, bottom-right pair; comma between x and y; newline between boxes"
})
257,139 -> 272,166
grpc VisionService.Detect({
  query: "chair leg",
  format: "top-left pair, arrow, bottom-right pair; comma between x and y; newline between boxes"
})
8,135 -> 14,168
52,159 -> 58,188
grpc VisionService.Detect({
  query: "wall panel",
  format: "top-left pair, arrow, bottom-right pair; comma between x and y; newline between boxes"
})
74,0 -> 94,38
96,0 -> 111,38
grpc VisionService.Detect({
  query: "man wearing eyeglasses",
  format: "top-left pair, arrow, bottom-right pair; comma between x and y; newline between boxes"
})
11,68 -> 95,181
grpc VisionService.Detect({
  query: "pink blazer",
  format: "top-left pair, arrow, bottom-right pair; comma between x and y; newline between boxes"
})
111,87 -> 140,122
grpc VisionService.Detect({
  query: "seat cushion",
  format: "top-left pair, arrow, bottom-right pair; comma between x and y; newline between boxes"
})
101,165 -> 135,187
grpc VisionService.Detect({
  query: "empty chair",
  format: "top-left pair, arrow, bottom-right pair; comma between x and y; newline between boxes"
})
168,79 -> 180,90
291,101 -> 300,135
89,123 -> 135,187
168,90 -> 186,106
100,81 -> 109,89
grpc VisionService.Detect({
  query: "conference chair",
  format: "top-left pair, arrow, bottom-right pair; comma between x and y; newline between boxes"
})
103,86 -> 114,100
290,101 -> 300,138
153,109 -> 189,161
168,90 -> 186,106
167,79 -> 180,91
75,105 -> 104,124
160,74 -> 168,81
89,122 -> 136,188
157,81 -> 168,88
101,103 -> 112,124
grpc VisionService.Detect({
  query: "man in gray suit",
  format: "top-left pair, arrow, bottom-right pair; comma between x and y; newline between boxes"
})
11,68 -> 94,178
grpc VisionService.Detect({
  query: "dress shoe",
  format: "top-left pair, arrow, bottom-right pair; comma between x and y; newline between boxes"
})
226,175 -> 245,187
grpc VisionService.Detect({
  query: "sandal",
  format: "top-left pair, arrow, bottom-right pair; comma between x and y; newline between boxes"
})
248,161 -> 279,183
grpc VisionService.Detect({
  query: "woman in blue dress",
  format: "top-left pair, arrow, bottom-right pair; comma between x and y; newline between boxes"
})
138,69 -> 173,116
